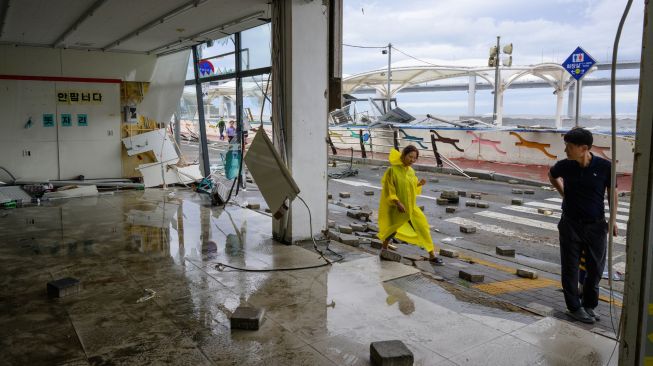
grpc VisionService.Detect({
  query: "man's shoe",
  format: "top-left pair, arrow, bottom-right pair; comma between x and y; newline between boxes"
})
584,307 -> 600,321
566,308 -> 595,324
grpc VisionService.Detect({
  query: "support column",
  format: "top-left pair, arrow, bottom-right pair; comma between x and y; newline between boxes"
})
554,86 -> 564,129
620,3 -> 653,364
467,75 -> 476,116
272,0 -> 329,242
567,82 -> 574,117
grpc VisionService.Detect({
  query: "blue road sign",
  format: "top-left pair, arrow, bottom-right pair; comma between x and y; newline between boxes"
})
562,47 -> 596,80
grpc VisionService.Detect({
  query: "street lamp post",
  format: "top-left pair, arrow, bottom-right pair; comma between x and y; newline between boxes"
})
492,36 -> 500,125
488,37 -> 513,125
381,43 -> 392,113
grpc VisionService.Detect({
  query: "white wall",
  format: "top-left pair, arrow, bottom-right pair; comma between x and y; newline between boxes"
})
0,45 -> 160,181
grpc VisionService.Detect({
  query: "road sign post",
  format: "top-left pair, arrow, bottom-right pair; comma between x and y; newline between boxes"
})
562,47 -> 596,127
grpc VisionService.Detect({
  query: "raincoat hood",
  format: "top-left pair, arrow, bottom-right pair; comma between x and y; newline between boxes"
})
389,149 -> 403,166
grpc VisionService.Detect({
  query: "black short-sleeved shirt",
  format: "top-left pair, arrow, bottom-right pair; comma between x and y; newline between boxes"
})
549,154 -> 611,221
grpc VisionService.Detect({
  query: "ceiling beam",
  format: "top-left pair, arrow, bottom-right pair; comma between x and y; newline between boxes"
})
102,0 -> 207,51
148,11 -> 264,55
52,0 -> 108,48
0,0 -> 10,38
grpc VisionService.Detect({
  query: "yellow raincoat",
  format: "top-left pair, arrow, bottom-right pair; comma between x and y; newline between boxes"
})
377,149 -> 434,252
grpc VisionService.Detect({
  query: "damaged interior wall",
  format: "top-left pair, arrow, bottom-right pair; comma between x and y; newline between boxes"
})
0,46 -> 190,183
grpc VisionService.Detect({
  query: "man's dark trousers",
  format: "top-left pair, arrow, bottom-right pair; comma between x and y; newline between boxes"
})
558,216 -> 607,310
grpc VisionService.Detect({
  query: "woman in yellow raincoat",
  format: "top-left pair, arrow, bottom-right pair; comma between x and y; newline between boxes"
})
378,145 -> 443,264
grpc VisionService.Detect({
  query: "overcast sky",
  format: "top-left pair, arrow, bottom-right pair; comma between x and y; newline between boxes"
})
342,0 -> 644,120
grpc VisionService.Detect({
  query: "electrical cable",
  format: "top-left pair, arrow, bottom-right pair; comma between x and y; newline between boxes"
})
391,45 -> 444,68
607,0 -> 633,364
215,194 -> 344,272
343,43 -> 386,49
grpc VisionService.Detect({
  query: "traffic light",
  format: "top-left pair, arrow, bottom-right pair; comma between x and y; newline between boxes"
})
503,43 -> 513,55
503,56 -> 512,67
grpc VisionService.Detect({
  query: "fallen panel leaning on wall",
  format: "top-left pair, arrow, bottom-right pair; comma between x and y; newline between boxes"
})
244,129 -> 300,218
42,185 -> 99,200
137,163 -> 202,188
122,128 -> 178,163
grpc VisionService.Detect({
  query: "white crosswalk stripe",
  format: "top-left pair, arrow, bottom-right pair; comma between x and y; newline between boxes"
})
504,204 -> 629,223
444,217 -> 560,248
545,197 -> 630,213
473,210 -> 627,246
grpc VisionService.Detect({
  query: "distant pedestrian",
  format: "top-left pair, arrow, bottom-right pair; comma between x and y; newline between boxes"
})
377,145 -> 443,264
548,127 -> 618,324
218,118 -> 226,140
226,121 -> 236,143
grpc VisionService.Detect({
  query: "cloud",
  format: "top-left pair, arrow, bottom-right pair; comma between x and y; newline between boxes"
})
343,0 -> 643,116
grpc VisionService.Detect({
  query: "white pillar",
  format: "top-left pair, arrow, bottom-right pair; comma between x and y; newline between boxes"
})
567,83 -> 575,117
555,87 -> 564,129
467,75 -> 476,116
272,0 -> 328,242
577,80 -> 583,119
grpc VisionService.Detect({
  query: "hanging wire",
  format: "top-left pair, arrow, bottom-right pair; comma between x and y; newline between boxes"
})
391,45 -> 444,68
343,43 -> 387,49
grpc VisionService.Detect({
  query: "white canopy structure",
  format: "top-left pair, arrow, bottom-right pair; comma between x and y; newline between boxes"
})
342,63 -> 591,127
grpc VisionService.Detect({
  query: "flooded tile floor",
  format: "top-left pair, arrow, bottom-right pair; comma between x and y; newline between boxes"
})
0,189 -> 619,365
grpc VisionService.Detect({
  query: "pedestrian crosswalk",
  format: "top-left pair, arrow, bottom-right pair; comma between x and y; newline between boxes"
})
445,196 -> 629,246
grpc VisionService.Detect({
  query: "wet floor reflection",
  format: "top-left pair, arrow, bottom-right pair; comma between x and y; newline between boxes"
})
0,189 -> 618,365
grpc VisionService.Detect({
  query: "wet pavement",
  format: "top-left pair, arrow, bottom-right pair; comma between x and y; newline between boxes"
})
0,187 -> 621,365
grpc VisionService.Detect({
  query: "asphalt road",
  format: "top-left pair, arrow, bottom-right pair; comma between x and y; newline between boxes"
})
327,161 -> 629,281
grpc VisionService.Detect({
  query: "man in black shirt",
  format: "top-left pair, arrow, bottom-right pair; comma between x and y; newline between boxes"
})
548,128 -> 618,324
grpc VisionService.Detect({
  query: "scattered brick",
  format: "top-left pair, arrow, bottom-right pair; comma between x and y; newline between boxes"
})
327,193 -> 332,199
524,189 -> 535,195
246,203 -> 260,210
445,207 -> 456,213
460,225 -> 476,234
370,340 -> 414,366
364,190 -> 375,196
439,248 -> 459,258
230,306 -> 265,330
516,268 -> 538,279
328,220 -> 336,228
47,277 -> 80,298
380,250 -> 402,262
367,223 -> 380,232
327,230 -> 341,241
371,239 -> 383,249
457,191 -> 467,197
496,246 -> 516,257
511,189 -> 523,194
470,193 -> 482,199
338,225 -> 353,234
436,198 -> 449,205
508,179 -> 519,184
465,201 -> 477,207
511,198 -> 523,206
340,234 -> 361,247
476,202 -> 490,208
441,191 -> 459,203
459,270 -> 484,283
350,223 -> 367,232
339,192 -> 351,198
537,208 -> 553,215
